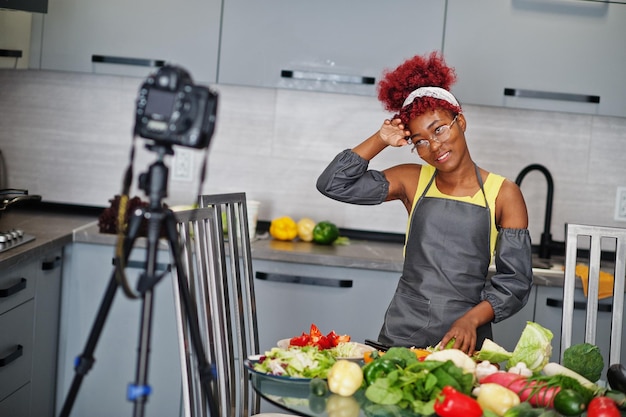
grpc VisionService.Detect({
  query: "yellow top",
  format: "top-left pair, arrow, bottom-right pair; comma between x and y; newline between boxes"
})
410,164 -> 505,257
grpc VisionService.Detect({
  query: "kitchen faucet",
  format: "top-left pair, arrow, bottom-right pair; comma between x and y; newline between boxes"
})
515,164 -> 554,259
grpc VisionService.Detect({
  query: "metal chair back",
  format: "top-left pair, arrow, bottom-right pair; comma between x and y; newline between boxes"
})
173,192 -> 259,417
561,223 -> 626,367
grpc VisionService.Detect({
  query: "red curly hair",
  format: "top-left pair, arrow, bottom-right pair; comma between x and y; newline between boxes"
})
377,51 -> 461,124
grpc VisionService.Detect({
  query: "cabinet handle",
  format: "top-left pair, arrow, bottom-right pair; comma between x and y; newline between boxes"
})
546,297 -> 612,312
42,256 -> 62,271
281,70 -> 375,85
504,88 -> 600,104
0,345 -> 23,367
0,49 -> 23,58
0,278 -> 26,298
92,55 -> 165,68
255,271 -> 353,288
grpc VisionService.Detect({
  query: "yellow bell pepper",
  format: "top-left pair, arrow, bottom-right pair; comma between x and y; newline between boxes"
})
476,383 -> 520,416
327,360 -> 363,397
297,218 -> 316,242
269,216 -> 298,241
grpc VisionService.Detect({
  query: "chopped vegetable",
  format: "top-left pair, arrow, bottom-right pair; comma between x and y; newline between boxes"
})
562,343 -> 604,383
433,385 -> 483,417
475,383 -> 520,416
426,348 -> 477,375
253,345 -> 336,379
297,217 -> 316,242
312,221 -> 340,245
289,323 -> 351,350
326,360 -> 363,397
507,322 -> 553,373
269,216 -> 298,241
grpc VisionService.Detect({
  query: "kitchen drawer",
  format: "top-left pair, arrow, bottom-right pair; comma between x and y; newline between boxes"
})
0,299 -> 34,402
0,263 -> 37,314
0,382 -> 30,417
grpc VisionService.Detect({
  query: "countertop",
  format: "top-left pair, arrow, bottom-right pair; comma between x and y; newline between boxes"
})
0,207 -> 566,287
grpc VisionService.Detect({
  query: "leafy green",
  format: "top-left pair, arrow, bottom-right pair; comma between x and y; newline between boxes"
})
384,347 -> 419,366
507,321 -> 553,373
474,338 -> 513,364
562,342 -> 604,382
363,358 -> 473,415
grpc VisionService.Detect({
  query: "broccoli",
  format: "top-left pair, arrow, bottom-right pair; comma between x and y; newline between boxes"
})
562,343 -> 604,382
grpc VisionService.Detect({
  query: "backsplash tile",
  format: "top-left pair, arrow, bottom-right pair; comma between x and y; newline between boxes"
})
1,69 -> 625,243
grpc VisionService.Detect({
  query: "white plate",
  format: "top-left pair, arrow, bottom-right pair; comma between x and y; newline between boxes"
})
276,339 -> 375,360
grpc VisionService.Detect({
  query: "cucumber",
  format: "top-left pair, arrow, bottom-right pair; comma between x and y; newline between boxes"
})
553,389 -> 586,416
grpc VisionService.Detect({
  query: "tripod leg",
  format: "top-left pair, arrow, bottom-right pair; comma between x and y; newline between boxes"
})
58,212 -> 143,417
164,210 -> 219,417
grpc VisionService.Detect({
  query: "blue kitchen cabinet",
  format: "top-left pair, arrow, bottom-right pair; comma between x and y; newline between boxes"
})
218,0 -> 445,95
32,0 -> 221,81
443,0 -> 626,117
56,242 -> 182,417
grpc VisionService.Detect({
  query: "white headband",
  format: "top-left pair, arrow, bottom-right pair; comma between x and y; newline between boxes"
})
402,86 -> 460,108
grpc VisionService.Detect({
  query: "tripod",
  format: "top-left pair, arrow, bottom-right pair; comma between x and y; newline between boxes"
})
59,144 -> 217,417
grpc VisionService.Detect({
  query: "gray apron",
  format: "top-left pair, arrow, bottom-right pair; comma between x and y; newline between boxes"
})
378,165 -> 493,349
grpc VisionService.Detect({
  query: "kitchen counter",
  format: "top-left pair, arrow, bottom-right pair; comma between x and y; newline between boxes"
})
0,207 -> 567,287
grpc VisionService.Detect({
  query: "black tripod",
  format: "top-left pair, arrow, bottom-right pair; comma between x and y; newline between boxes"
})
59,144 -> 217,417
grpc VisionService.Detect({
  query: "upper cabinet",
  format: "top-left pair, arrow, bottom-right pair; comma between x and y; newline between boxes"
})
443,0 -> 626,117
33,0 -> 222,82
217,0 -> 445,96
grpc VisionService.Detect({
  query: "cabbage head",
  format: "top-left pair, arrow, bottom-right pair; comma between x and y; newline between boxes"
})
562,343 -> 604,382
506,321 -> 553,373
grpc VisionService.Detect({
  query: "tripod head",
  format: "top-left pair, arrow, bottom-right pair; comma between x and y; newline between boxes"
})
138,144 -> 174,211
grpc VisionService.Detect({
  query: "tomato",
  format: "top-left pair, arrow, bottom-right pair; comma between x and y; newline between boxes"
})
288,324 -> 351,350
587,396 -> 621,417
290,333 -> 310,346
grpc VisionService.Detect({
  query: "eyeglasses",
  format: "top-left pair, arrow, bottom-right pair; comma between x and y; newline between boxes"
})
409,115 -> 459,153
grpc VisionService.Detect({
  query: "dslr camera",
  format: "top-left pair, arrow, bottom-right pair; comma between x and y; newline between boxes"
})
134,65 -> 218,149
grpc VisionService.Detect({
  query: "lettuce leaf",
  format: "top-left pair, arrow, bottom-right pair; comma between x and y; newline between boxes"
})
506,321 -> 553,373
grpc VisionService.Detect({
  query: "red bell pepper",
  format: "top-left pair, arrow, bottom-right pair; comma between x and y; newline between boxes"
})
434,386 -> 482,417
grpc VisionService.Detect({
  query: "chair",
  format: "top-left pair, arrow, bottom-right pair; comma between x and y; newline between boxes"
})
560,223 -> 626,368
173,193 -> 291,417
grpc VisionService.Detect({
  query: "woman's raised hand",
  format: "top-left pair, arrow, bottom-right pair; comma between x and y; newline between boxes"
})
378,118 -> 411,147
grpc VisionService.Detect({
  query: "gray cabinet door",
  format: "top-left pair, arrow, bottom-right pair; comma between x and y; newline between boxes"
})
253,259 -> 399,351
56,243 -> 182,417
492,285 -> 538,353
444,0 -> 626,117
534,285 -> 625,381
219,0 -> 445,95
37,0 -> 221,81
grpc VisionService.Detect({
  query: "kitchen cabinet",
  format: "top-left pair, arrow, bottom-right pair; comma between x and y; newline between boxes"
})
0,10 -> 32,70
56,242 -> 182,417
0,248 -> 62,417
253,259 -> 400,351
218,0 -> 445,95
443,0 -> 626,117
534,285 -> 625,382
33,0 -> 221,81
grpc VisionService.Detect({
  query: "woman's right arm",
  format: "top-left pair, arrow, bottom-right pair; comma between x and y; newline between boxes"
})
316,119 -> 418,208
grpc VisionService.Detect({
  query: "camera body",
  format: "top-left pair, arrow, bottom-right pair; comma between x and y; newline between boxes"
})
134,65 -> 218,149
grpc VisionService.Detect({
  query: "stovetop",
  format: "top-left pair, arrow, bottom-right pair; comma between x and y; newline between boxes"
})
0,229 -> 35,253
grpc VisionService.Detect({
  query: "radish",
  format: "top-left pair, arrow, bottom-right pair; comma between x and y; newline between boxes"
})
480,371 -> 561,407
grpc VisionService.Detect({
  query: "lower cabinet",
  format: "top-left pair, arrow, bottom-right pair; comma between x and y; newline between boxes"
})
56,242 -> 182,417
534,285 -> 625,381
0,249 -> 63,417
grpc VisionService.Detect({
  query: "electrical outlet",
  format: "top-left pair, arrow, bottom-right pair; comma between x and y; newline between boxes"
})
171,148 -> 194,182
615,187 -> 626,222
